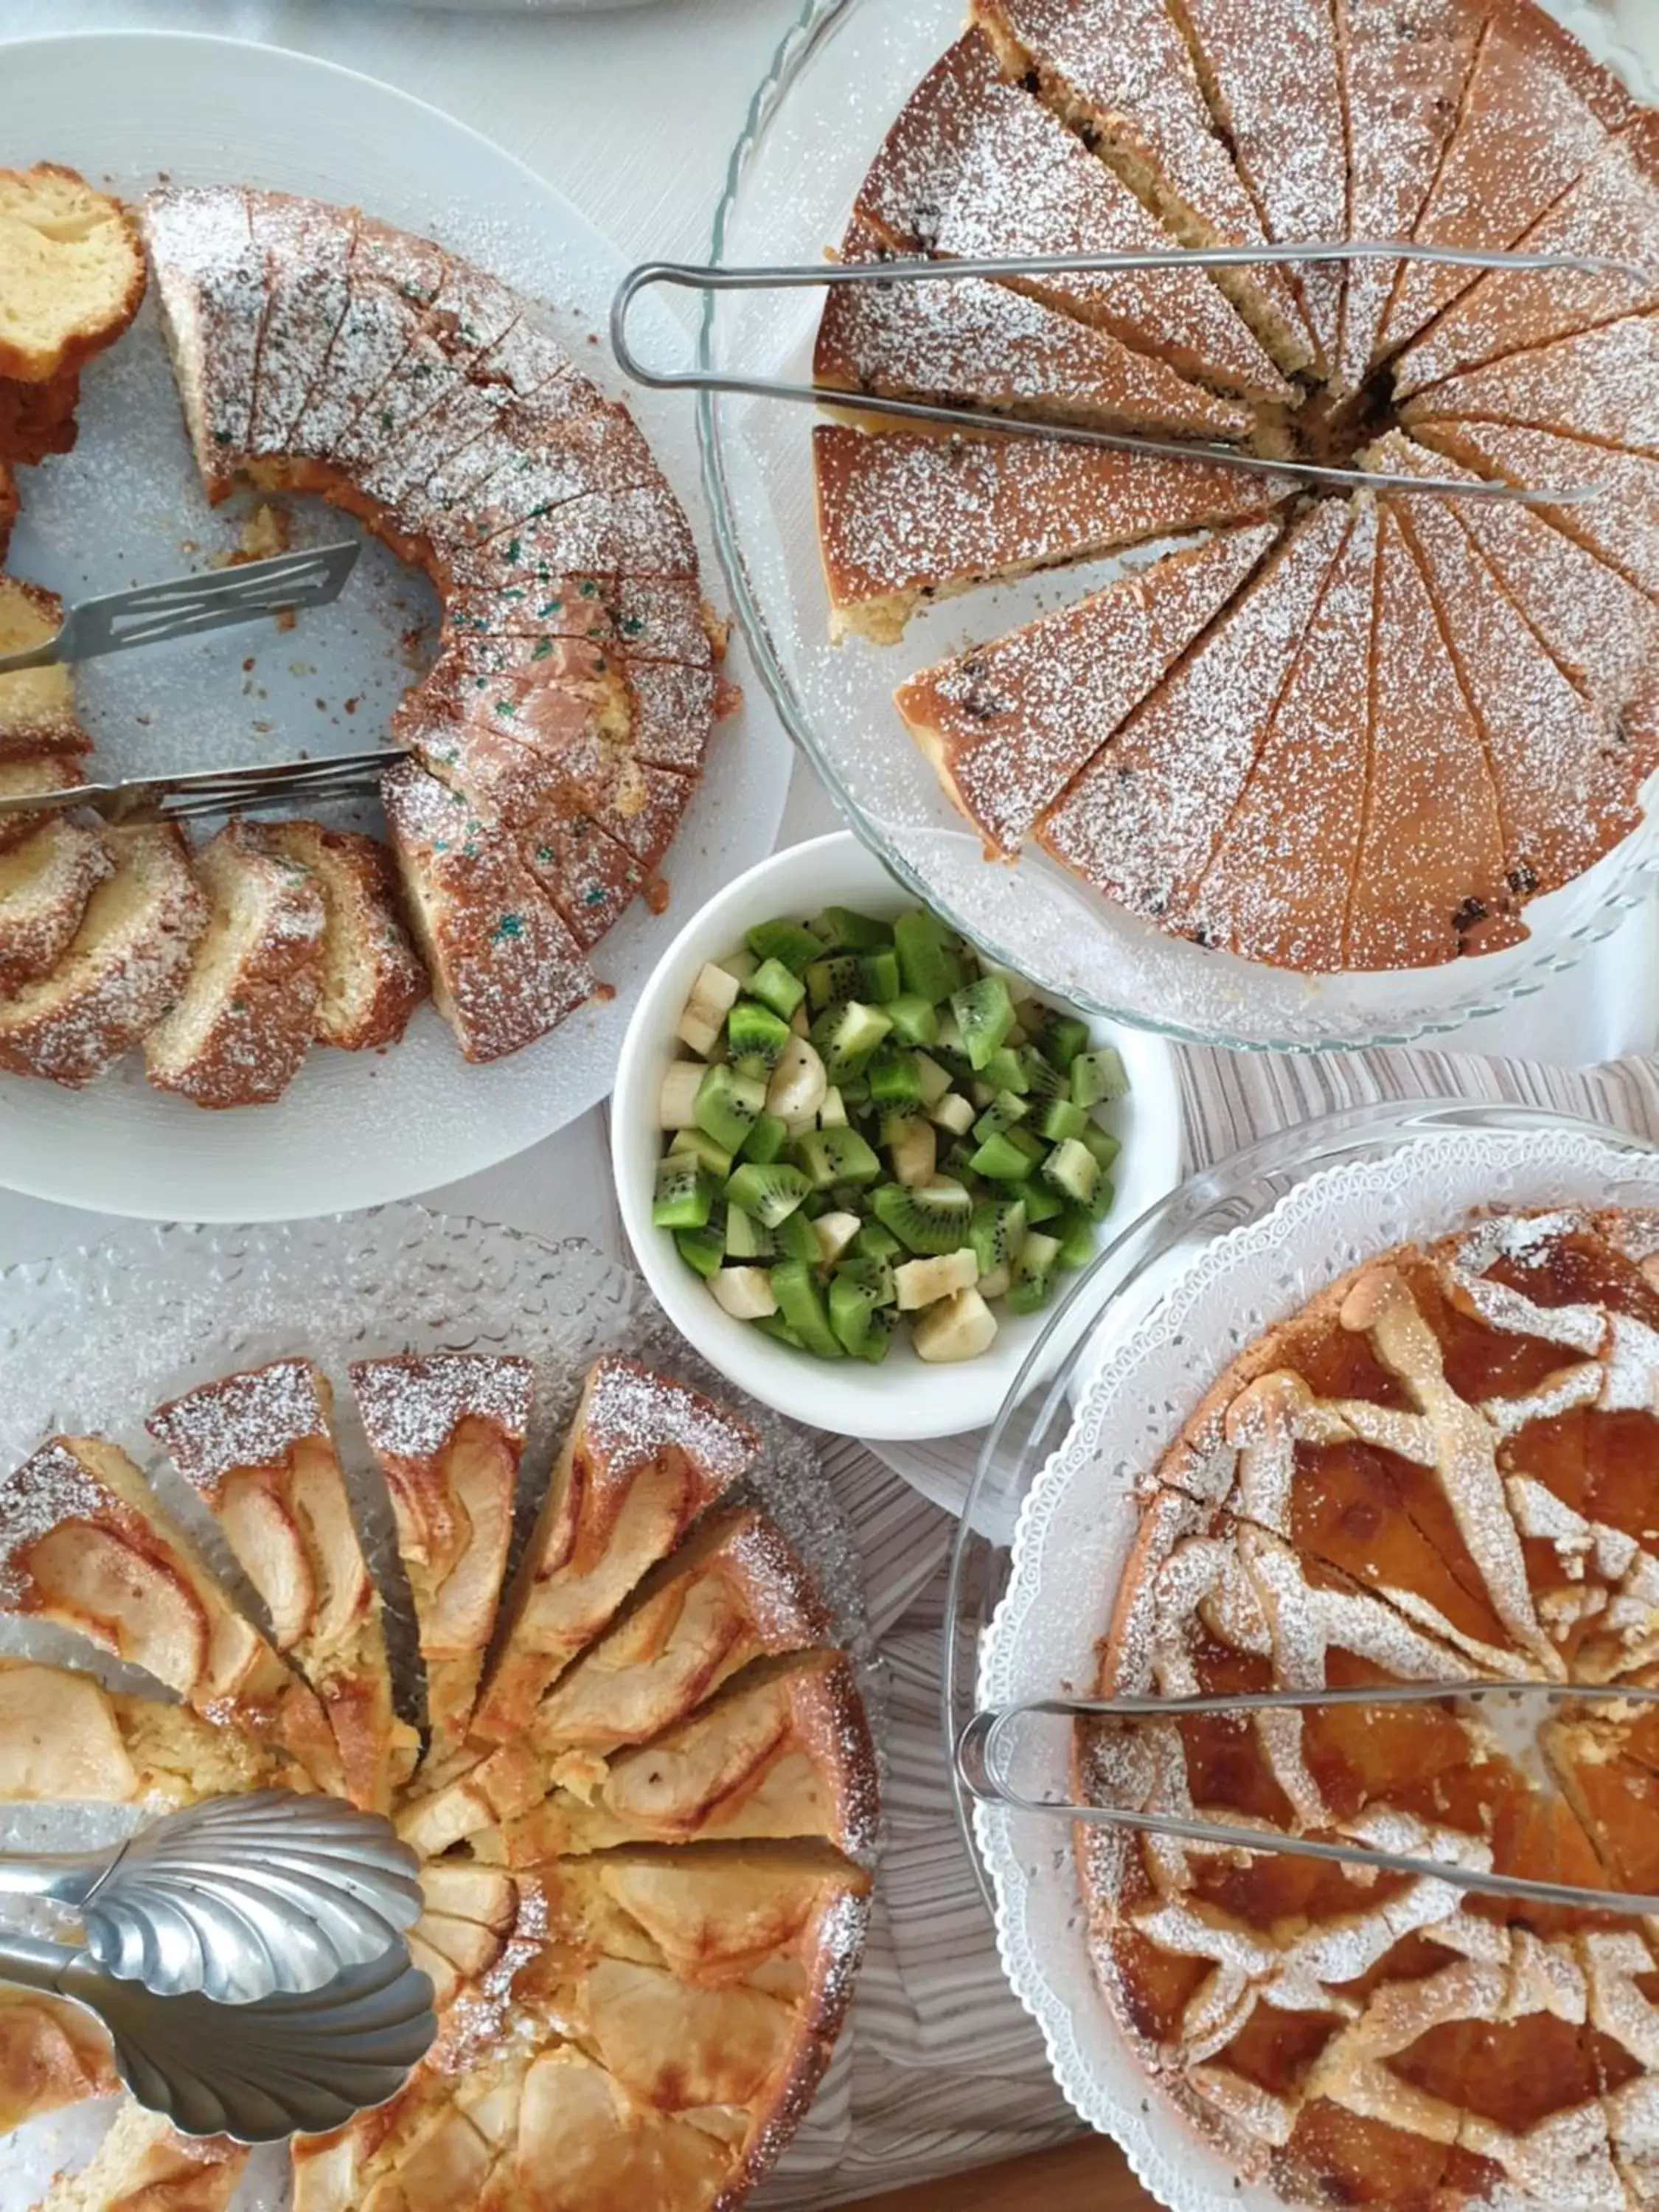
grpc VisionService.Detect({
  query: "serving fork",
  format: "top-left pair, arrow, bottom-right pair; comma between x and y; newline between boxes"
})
0,747 -> 411,827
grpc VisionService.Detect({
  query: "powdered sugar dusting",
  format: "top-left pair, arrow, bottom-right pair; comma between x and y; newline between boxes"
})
1408,310 -> 1659,456
350,1352 -> 534,1464
580,1354 -> 759,1489
0,1440 -> 111,1607
147,1359 -> 331,1490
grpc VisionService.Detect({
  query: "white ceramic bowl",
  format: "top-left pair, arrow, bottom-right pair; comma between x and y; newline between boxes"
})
611,833 -> 1184,1442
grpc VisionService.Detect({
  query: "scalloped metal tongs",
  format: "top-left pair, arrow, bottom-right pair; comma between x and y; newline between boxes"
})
613,239 -> 1651,504
0,1790 -> 437,2141
959,1679 -> 1659,1916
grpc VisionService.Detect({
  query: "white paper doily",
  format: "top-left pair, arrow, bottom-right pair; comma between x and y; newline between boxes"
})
975,1124 -> 1659,2212
0,1203 -> 877,2211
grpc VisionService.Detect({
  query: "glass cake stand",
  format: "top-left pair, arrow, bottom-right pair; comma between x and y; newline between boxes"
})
698,0 -> 1659,1053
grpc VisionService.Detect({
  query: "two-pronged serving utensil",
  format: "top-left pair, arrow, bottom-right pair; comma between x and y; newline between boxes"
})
0,541 -> 361,676
0,747 -> 411,827
613,238 -> 1649,503
959,1679 -> 1659,1916
0,1790 -> 426,2005
0,1927 -> 435,2141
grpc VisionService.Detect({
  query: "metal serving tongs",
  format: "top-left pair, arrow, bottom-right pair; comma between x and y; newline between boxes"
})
959,1680 -> 1659,1916
613,239 -> 1652,504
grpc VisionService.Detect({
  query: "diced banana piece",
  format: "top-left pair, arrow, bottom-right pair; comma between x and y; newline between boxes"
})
890,1116 -> 936,1188
766,1034 -> 827,1121
659,1061 -> 705,1129
812,1212 -> 862,1267
709,1267 -> 779,1320
929,1091 -> 975,1137
895,1248 -> 978,1310
678,961 -> 742,1056
915,1054 -> 953,1107
818,1086 -> 846,1128
978,1262 -> 1010,1301
914,1286 -> 998,1361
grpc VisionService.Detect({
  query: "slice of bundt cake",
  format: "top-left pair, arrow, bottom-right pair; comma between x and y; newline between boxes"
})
894,515 -> 1283,854
142,184 -> 268,501
264,820 -> 427,1050
0,579 -> 90,759
0,755 -> 84,857
0,824 -> 206,1087
143,818 -> 325,1109
0,164 -> 145,384
0,369 -> 81,465
243,195 -> 359,458
813,422 -> 1290,642
0,815 -> 113,997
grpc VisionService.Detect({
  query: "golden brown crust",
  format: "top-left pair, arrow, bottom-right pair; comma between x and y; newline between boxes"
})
0,369 -> 80,465
0,163 -> 145,385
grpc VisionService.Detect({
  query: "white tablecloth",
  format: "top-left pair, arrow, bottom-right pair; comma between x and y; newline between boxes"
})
4,3 -> 1659,2202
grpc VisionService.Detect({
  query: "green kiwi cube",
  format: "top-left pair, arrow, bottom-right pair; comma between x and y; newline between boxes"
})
754,1311 -> 806,1349
1043,1136 -> 1101,1207
1021,1180 -> 1065,1226
741,1110 -> 789,1166
1038,1097 -> 1089,1144
1071,1047 -> 1130,1108
1018,1048 -> 1064,1105
804,953 -> 865,1011
674,1225 -> 726,1279
1036,1012 -> 1091,1071
828,1270 -> 886,1357
883,994 -> 941,1048
810,1001 -> 892,1082
853,1307 -> 899,1364
724,1207 -> 776,1261
973,1091 -> 1029,1143
775,1208 -> 823,1265
871,1179 -> 975,1255
748,957 -> 807,1022
868,1046 -> 924,1113
1006,1231 -> 1062,1315
950,974 -> 1016,1071
858,948 -> 902,1004
1054,1207 -> 1099,1270
853,1220 -> 903,1263
669,1125 -> 735,1180
811,905 -> 894,953
979,1045 -> 1030,1096
653,1155 -> 715,1230
693,1062 -> 766,1153
726,999 -> 791,1070
795,1126 -> 882,1189
970,1130 -> 1037,1182
768,1259 -> 843,1358
745,917 -> 823,975
970,1198 -> 1027,1278
724,1161 -> 812,1228
894,911 -> 967,1002
1086,1175 -> 1117,1224
836,1254 -> 897,1307
1080,1123 -> 1123,1172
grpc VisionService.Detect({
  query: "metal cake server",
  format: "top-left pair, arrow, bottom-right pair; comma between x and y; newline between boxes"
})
0,1927 -> 436,2141
0,1790 -> 425,2006
0,540 -> 361,675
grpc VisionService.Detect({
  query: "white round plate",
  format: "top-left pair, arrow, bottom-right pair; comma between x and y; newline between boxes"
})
0,31 -> 791,1222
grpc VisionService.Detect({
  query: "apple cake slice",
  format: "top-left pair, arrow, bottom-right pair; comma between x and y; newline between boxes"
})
0,1433 -> 344,1791
467,1356 -> 759,1750
0,1656 -> 288,1806
0,580 -> 91,762
971,0 -> 1315,373
263,822 -> 428,1052
813,422 -> 1290,643
349,1351 -> 534,1759
0,818 -> 113,998
35,2104 -> 246,2212
894,515 -> 1282,856
0,1989 -> 115,2136
404,1859 -> 519,2009
0,825 -> 207,1088
147,1358 -> 411,1811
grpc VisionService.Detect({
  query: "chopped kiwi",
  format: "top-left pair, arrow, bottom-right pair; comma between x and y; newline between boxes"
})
1034,1011 -> 1090,1071
883,994 -> 939,1048
836,1254 -> 896,1306
1086,1174 -> 1116,1224
727,1000 -> 791,1070
745,918 -> 823,974
970,1198 -> 1027,1276
796,1126 -> 882,1189
775,1208 -> 824,1265
812,905 -> 894,953
950,974 -> 1016,1071
748,958 -> 806,1021
871,1179 -> 974,1255
895,911 -> 966,1003
1006,1230 -> 1061,1315
979,1045 -> 1030,1096
754,1312 -> 807,1349
674,1225 -> 725,1278
725,1207 -> 776,1261
970,1129 -> 1041,1182
810,1001 -> 892,1082
1054,1208 -> 1097,1270
853,1306 -> 899,1364
669,1125 -> 734,1179
804,953 -> 865,1010
868,1046 -> 923,1113
1018,1048 -> 1064,1105
1071,1047 -> 1128,1108
859,948 -> 902,1003
694,1062 -> 766,1153
1020,1180 -> 1065,1227
853,1220 -> 902,1263
724,1161 -> 812,1227
653,1155 -> 714,1230
1043,1137 -> 1101,1208
973,1091 -> 1029,1142
769,1259 -> 842,1358
829,1269 -> 888,1357
1037,1097 -> 1088,1144
741,1110 -> 789,1165
1080,1124 -> 1122,1172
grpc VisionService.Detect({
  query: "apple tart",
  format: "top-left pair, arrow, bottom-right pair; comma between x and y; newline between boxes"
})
0,1352 -> 875,2212
1080,1204 -> 1659,2208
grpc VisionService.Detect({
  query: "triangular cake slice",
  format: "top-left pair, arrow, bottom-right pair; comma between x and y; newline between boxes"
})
405,1860 -> 520,2010
473,1649 -> 879,1863
147,1358 -> 412,1811
467,1355 -> 759,1747
285,215 -> 448,468
1343,507 -> 1521,968
1189,495 -> 1381,971
0,1655 -> 288,1806
1172,0 -> 1349,371
399,1506 -> 821,1857
851,32 -> 1290,402
0,824 -> 208,1088
813,422 -> 1289,643
1386,431 -> 1658,703
1402,310 -> 1659,458
504,2048 -> 732,2212
1334,0 -> 1486,395
0,580 -> 92,761
0,1434 -> 343,1789
349,1352 -> 533,1760
0,818 -> 112,998
1394,122 -> 1659,397
972,0 -> 1314,372
0,1988 -> 116,2136
1037,495 -> 1352,932
1410,417 -> 1659,600
894,516 -> 1281,855
1389,479 -> 1644,903
1380,1 -> 1630,361
813,215 -> 1252,442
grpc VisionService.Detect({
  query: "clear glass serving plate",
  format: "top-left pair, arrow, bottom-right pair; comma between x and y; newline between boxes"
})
698,0 -> 1659,1053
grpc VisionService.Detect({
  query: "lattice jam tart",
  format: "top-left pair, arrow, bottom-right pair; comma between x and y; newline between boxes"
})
1078,1205 -> 1659,2209
0,1352 -> 876,2212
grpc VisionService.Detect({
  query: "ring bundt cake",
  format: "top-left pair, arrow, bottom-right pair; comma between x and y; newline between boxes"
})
819,1 -> 1659,975
1078,1205 -> 1659,2208
0,1351 -> 876,2212
0,170 -> 730,1105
